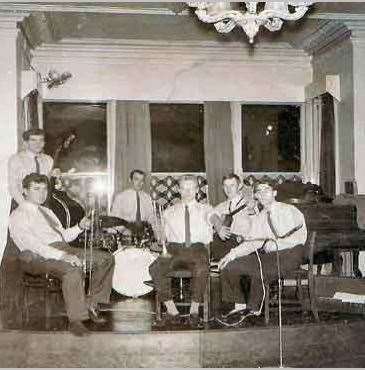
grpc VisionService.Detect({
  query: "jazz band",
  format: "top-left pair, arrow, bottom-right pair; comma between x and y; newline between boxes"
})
2,128 -> 308,336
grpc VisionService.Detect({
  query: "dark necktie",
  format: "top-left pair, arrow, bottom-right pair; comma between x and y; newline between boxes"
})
184,205 -> 191,247
38,206 -> 64,240
135,191 -> 142,224
34,155 -> 40,174
229,200 -> 233,213
267,210 -> 279,239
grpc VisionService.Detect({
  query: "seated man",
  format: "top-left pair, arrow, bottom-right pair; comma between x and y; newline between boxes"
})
149,175 -> 213,325
110,169 -> 157,240
9,173 -> 115,336
219,182 -> 307,320
210,173 -> 257,261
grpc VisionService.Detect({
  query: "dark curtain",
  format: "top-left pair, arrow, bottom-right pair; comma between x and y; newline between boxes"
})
320,93 -> 336,198
204,102 -> 234,206
28,90 -> 39,128
114,101 -> 152,195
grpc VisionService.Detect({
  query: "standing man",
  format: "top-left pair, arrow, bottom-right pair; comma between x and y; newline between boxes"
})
8,128 -> 53,209
110,169 -> 157,237
210,173 -> 257,261
219,182 -> 307,320
9,173 -> 115,336
149,175 -> 213,326
1,128 -> 53,327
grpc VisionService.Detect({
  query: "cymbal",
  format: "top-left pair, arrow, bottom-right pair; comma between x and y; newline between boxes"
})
99,215 -> 132,229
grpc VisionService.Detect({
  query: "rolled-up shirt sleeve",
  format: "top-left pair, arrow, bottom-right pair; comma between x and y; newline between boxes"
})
9,217 -> 66,260
60,224 -> 83,243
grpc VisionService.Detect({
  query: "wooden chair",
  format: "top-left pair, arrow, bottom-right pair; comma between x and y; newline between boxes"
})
264,232 -> 317,325
21,272 -> 63,329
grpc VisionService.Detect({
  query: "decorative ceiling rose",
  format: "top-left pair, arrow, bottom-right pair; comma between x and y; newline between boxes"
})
187,2 -> 313,44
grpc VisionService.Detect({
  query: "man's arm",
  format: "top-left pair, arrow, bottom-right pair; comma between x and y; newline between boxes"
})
9,218 -> 67,260
7,155 -> 25,205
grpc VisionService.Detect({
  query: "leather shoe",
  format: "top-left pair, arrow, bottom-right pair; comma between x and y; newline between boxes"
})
143,280 -> 154,288
188,313 -> 201,328
88,306 -> 107,324
69,321 -> 90,337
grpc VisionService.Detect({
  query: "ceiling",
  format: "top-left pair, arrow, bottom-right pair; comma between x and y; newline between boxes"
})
1,2 -> 365,50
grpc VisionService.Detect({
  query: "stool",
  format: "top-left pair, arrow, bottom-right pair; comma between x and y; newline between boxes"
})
22,272 -> 63,329
155,269 -> 210,323
264,269 -> 308,325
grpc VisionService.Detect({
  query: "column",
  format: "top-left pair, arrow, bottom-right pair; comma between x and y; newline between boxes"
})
0,12 -> 28,262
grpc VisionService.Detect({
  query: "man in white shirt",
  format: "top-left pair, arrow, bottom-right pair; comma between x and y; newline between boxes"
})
9,173 -> 115,336
110,169 -> 157,238
149,175 -> 213,326
8,128 -> 53,209
210,173 -> 257,261
219,182 -> 307,320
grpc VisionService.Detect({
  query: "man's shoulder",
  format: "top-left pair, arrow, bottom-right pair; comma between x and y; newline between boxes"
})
114,189 -> 133,198
8,151 -> 26,163
275,201 -> 304,215
40,153 -> 53,162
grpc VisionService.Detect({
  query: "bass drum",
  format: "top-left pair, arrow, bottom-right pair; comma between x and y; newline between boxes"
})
112,247 -> 158,298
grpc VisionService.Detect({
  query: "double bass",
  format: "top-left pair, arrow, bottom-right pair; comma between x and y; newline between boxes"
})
47,133 -> 84,230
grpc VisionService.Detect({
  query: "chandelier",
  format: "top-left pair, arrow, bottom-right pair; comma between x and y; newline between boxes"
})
187,2 -> 313,44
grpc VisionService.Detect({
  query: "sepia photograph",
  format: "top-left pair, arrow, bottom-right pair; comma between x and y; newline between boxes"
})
0,0 -> 364,367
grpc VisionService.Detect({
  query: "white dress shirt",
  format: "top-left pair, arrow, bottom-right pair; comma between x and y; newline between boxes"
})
111,188 -> 156,226
247,201 -> 307,252
8,150 -> 53,205
9,201 -> 83,260
213,193 -> 257,236
163,200 -> 213,245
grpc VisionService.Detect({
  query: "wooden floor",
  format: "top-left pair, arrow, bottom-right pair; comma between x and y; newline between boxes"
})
1,291 -> 365,367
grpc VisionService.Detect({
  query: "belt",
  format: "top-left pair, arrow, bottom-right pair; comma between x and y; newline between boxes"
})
168,242 -> 205,248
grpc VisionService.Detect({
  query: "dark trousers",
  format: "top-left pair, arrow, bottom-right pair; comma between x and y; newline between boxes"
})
18,245 -> 115,322
149,243 -> 209,303
221,245 -> 304,310
211,235 -> 238,261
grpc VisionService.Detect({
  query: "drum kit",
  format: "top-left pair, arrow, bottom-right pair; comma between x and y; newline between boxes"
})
82,214 -> 162,298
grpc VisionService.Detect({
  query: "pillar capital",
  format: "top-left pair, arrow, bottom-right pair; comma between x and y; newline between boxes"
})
0,11 -> 29,37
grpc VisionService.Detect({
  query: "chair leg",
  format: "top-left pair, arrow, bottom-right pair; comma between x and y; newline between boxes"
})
308,276 -> 320,323
264,283 -> 270,326
203,276 -> 210,323
155,293 -> 162,322
296,276 -> 305,316
23,286 -> 29,326
45,287 -> 51,330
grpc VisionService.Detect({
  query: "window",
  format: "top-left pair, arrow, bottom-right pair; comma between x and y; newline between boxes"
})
43,102 -> 108,213
43,102 -> 107,173
242,105 -> 301,172
150,103 -> 205,172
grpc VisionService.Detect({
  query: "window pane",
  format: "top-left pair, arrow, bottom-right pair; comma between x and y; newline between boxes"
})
150,103 -> 205,172
43,102 -> 107,173
242,105 -> 301,172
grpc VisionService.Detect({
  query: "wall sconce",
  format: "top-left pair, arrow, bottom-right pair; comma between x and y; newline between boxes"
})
40,69 -> 72,89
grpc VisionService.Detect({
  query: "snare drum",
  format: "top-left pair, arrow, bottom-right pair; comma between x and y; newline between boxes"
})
112,247 -> 158,298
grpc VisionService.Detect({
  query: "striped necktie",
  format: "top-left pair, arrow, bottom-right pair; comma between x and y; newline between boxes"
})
267,210 -> 279,239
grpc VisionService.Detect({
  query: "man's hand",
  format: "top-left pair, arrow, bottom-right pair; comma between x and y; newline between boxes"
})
79,217 -> 92,230
218,250 -> 237,271
218,226 -> 231,241
62,254 -> 82,267
263,239 -> 277,253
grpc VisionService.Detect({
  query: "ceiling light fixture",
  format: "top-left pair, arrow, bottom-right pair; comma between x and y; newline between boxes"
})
187,2 -> 313,44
